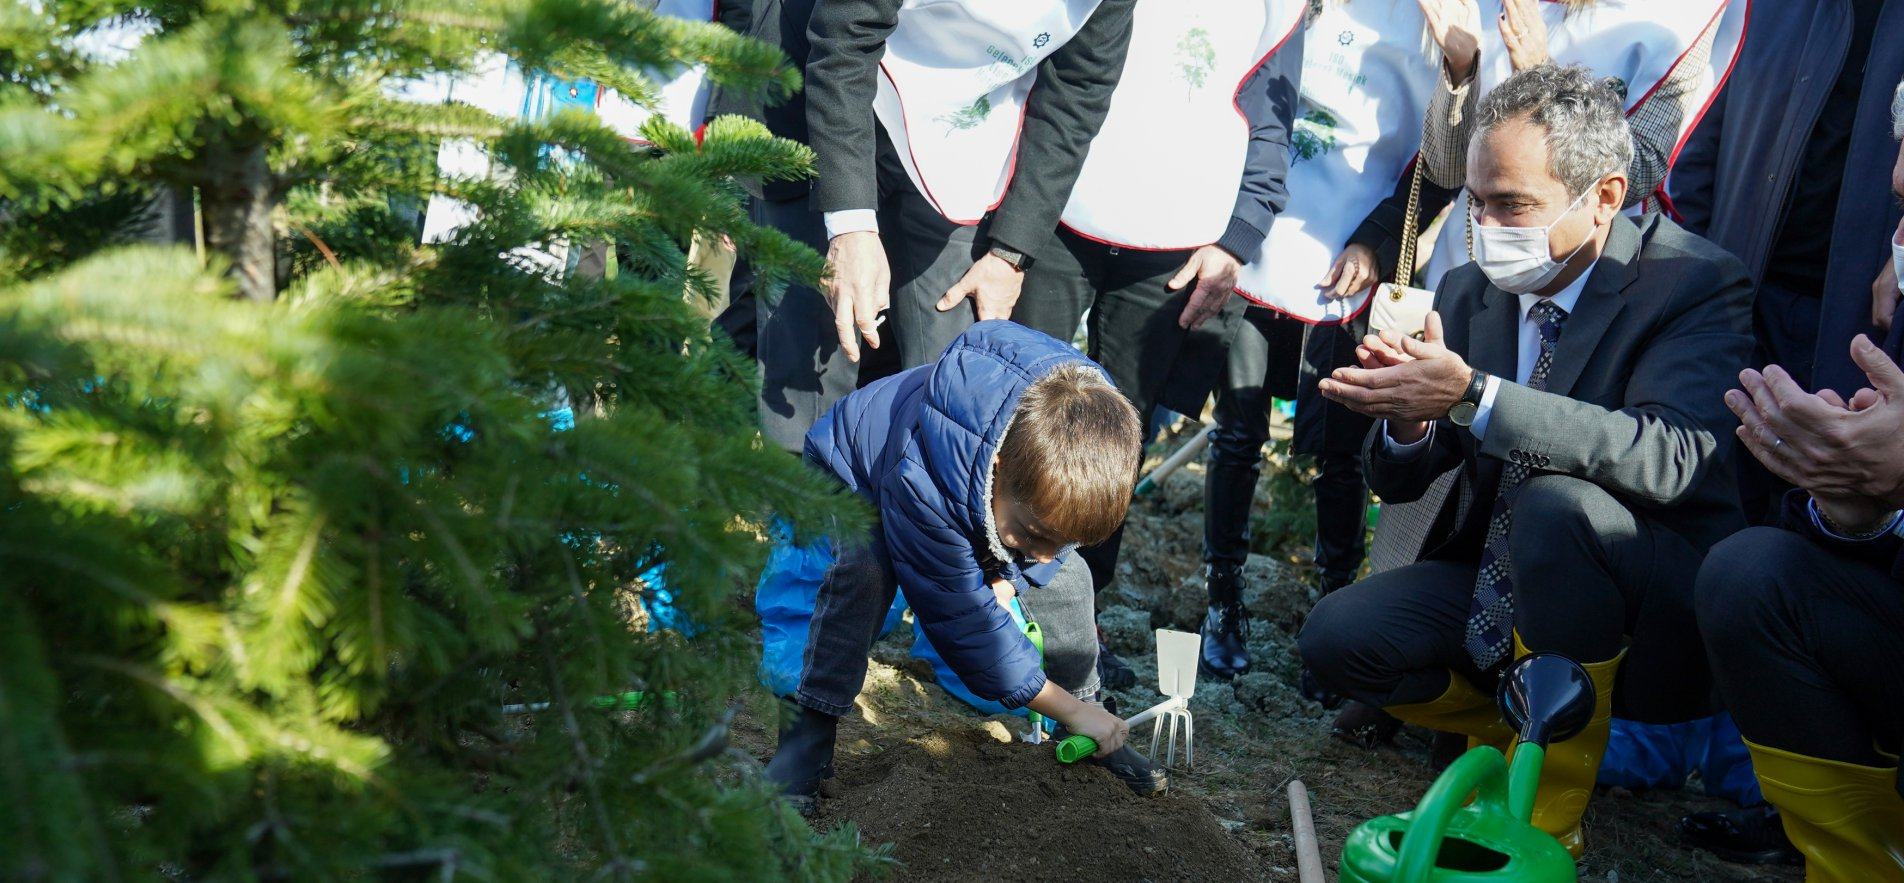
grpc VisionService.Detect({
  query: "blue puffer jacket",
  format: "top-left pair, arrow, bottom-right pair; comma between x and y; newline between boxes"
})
804,321 -> 1106,708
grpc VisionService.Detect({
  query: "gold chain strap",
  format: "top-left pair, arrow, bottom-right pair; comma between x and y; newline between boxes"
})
1392,156 -> 1425,291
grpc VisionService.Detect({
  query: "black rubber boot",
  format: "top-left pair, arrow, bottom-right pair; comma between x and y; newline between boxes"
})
1330,701 -> 1402,750
1678,805 -> 1801,865
1054,722 -> 1169,797
764,704 -> 838,804
1198,562 -> 1251,680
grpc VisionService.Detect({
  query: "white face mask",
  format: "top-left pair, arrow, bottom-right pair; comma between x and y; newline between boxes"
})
1470,186 -> 1598,295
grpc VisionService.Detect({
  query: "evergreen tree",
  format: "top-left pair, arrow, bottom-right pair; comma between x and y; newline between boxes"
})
0,2 -> 873,878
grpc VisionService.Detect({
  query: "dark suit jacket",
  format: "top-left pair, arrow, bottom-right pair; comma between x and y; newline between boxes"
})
1363,213 -> 1755,560
803,0 -> 1137,258
1670,0 -> 1904,396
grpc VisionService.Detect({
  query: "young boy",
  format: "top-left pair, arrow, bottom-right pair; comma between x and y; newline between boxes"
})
764,320 -> 1165,798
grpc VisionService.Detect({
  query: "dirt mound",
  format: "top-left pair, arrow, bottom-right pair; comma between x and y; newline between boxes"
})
817,727 -> 1265,882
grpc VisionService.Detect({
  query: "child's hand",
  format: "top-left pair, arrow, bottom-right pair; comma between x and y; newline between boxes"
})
990,578 -> 1017,607
1061,703 -> 1129,759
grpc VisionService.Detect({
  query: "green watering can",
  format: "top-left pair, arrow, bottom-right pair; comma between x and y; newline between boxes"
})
1339,654 -> 1596,883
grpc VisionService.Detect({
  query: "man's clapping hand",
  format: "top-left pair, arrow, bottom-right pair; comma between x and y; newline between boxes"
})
1726,335 -> 1904,526
1319,311 -> 1474,438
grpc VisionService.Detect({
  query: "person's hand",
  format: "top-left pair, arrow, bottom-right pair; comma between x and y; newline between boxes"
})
1058,702 -> 1130,759
1319,243 -> 1381,300
1170,245 -> 1241,330
1318,311 -> 1471,426
937,252 -> 1025,321
1356,330 -> 1418,370
1726,335 -> 1904,507
990,578 -> 1017,608
1873,256 -> 1900,332
1499,0 -> 1552,72
1418,0 -> 1482,83
825,231 -> 890,363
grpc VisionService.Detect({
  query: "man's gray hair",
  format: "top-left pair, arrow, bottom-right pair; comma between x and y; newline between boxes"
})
1893,77 -> 1904,141
1474,64 -> 1634,197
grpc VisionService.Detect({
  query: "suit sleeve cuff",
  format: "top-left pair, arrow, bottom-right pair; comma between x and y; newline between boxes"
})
823,209 -> 879,240
1214,216 -> 1266,264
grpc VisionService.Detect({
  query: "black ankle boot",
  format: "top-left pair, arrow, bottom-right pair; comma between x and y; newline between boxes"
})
764,704 -> 838,800
1096,639 -> 1139,691
1198,562 -> 1251,680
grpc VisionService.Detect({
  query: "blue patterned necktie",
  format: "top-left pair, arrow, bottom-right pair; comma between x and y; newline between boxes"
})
1464,299 -> 1569,670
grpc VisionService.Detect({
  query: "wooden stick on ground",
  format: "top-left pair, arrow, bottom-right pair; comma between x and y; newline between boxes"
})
1287,779 -> 1325,883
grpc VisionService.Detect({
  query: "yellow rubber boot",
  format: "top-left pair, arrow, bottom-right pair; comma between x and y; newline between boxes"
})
1745,739 -> 1904,883
1383,670 -> 1513,752
1515,637 -> 1622,859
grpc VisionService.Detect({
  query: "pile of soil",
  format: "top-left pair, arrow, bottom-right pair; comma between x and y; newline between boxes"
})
815,727 -> 1265,882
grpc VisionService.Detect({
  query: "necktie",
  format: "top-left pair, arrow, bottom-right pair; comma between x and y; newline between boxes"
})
1464,299 -> 1568,670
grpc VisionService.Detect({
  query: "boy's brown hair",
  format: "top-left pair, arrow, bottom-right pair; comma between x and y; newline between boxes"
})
995,363 -> 1142,547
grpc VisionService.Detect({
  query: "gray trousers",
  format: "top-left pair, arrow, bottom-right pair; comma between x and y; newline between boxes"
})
754,132 -> 990,452
796,537 -> 1099,716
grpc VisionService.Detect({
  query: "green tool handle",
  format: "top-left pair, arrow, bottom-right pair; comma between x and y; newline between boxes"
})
1023,619 -> 1046,735
1394,746 -> 1513,883
1053,699 -> 1175,764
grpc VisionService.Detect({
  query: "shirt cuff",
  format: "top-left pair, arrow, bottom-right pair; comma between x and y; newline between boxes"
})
1381,420 -> 1435,459
1806,497 -> 1904,542
823,209 -> 878,240
1469,375 -> 1502,441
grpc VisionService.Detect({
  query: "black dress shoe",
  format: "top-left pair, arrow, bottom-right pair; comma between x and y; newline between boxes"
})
764,704 -> 838,800
1330,701 -> 1401,749
1679,805 -> 1801,865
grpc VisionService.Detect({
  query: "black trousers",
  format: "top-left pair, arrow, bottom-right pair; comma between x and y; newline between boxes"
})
1015,228 -> 1221,595
1299,474 -> 1710,723
1203,309 -> 1360,580
1697,526 -> 1904,767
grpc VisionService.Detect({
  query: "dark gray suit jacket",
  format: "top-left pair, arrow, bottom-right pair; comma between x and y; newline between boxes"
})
803,0 -> 1137,258
1364,213 -> 1755,562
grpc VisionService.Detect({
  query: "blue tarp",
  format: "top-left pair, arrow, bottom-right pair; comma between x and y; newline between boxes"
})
1598,713 -> 1762,806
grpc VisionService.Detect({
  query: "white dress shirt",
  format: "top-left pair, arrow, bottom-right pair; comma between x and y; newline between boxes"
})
1385,266 -> 1596,455
824,209 -> 880,240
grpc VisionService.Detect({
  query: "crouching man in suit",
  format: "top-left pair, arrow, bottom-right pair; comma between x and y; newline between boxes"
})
1297,64 -> 1754,858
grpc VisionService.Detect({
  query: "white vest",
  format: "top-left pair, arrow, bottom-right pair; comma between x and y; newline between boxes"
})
1235,0 -> 1440,324
1059,0 -> 1308,250
873,0 -> 1107,223
1421,0 -> 1745,288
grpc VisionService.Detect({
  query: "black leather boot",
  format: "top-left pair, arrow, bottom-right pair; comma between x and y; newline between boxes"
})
1198,562 -> 1251,680
764,704 -> 837,803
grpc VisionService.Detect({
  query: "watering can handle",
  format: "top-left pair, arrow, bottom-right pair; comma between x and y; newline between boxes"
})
1393,747 -> 1514,883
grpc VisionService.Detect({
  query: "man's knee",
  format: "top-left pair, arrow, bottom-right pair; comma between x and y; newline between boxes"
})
1696,526 -> 1811,653
1299,587 -> 1384,694
1508,474 -> 1618,563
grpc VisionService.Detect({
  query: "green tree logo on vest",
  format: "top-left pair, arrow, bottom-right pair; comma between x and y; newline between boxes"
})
938,94 -> 992,131
1175,28 -> 1217,92
1291,107 -> 1340,163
